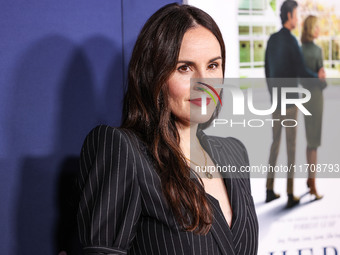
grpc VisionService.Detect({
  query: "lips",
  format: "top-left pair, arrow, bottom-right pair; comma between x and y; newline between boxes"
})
189,98 -> 211,107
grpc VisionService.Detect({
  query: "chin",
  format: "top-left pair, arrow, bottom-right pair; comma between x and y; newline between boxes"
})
190,109 -> 215,124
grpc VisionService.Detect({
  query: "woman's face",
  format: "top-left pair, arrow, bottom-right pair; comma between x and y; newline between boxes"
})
167,25 -> 223,126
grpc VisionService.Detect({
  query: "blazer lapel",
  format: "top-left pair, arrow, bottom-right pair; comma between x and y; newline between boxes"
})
196,129 -> 237,254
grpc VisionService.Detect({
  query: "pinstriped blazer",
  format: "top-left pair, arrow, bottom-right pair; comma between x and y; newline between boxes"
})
77,125 -> 258,255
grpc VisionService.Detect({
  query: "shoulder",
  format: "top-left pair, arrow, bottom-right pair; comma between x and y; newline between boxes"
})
219,136 -> 247,153
204,134 -> 249,165
315,43 -> 323,56
78,125 -> 147,191
303,42 -> 320,50
303,42 -> 323,57
290,34 -> 300,46
310,42 -> 321,50
80,125 -> 144,167
267,30 -> 296,48
266,30 -> 283,46
267,31 -> 278,45
205,134 -> 251,181
82,125 -> 139,150
206,134 -> 247,150
269,30 -> 281,39
221,136 -> 249,164
217,137 -> 252,185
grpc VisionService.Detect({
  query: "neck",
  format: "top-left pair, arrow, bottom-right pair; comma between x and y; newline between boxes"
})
283,23 -> 292,31
176,122 -> 199,159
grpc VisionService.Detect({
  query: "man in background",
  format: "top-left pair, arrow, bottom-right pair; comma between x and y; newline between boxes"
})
264,0 -> 325,208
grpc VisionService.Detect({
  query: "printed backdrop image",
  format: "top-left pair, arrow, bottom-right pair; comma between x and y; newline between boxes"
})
250,84 -> 340,255
202,78 -> 340,255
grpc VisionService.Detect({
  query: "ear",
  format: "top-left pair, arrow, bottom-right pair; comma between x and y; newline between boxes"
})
287,12 -> 292,21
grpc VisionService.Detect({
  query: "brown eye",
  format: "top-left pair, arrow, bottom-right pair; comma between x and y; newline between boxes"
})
208,63 -> 219,70
177,65 -> 191,72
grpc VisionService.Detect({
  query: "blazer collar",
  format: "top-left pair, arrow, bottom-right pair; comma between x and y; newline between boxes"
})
195,129 -> 237,253
196,128 -> 222,151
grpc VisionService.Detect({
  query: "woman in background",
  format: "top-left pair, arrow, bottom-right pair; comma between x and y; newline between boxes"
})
301,15 -> 326,200
76,3 -> 258,255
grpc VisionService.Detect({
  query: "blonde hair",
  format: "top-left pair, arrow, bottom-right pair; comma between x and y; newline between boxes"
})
301,15 -> 318,43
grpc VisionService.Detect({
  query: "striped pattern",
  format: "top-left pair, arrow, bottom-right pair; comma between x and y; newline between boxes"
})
77,125 -> 258,254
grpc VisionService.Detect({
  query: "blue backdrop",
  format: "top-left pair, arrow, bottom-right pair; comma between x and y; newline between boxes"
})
0,1 -> 177,254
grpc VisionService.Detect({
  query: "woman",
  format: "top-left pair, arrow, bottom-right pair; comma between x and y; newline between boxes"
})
301,15 -> 325,200
77,3 -> 258,254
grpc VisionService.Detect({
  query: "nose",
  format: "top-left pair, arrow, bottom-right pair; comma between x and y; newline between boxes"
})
190,68 -> 207,92
193,67 -> 208,79
192,82 -> 205,92
190,66 -> 223,94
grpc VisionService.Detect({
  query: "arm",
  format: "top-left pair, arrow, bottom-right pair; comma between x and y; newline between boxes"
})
317,47 -> 327,87
265,40 -> 273,98
77,125 -> 141,254
317,47 -> 324,70
265,42 -> 270,79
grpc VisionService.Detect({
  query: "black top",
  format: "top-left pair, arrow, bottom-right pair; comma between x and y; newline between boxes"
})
265,27 -> 318,108
77,125 -> 259,254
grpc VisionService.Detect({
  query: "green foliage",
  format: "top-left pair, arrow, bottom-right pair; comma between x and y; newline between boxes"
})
270,0 -> 276,12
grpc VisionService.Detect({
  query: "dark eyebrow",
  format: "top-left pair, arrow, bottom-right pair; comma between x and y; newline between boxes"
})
209,56 -> 222,62
177,56 -> 222,65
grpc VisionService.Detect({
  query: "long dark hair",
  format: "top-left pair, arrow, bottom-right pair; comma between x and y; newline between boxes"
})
121,3 -> 225,234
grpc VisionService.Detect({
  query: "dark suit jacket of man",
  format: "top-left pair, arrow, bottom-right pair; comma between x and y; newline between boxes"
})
77,125 -> 259,255
265,27 -> 317,108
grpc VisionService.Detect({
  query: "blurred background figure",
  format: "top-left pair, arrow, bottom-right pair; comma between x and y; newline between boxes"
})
301,15 -> 327,200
